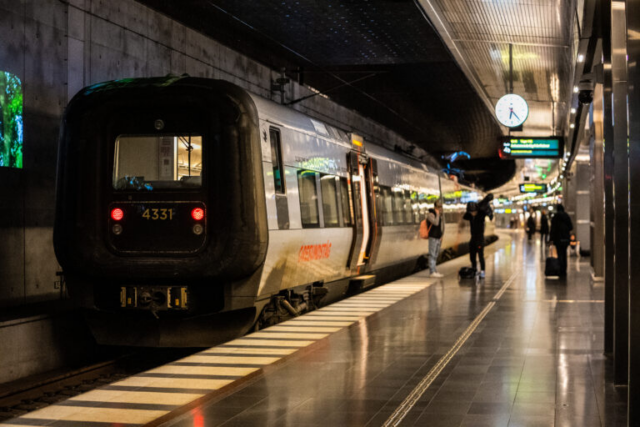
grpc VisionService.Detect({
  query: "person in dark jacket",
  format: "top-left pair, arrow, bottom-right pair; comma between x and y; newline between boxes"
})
526,214 -> 536,241
463,194 -> 494,278
549,204 -> 573,277
539,210 -> 550,243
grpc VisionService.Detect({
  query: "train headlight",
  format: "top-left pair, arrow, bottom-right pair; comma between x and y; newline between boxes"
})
112,224 -> 123,235
192,224 -> 204,235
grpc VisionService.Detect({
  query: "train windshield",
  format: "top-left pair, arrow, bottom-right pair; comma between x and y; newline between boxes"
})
112,134 -> 203,191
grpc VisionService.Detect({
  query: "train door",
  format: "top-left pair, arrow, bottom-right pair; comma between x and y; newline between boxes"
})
346,150 -> 378,272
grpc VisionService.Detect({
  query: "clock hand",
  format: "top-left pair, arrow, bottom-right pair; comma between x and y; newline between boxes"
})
512,111 -> 520,120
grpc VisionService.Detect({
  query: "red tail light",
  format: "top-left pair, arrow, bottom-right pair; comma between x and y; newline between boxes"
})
191,208 -> 204,221
111,208 -> 124,221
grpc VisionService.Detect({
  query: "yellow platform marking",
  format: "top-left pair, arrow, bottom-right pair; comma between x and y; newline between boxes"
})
3,279 -> 434,427
147,365 -> 259,376
303,313 -> 367,319
248,332 -> 329,340
25,405 -> 168,424
179,355 -> 281,365
117,376 -> 234,391
225,338 -> 314,347
267,325 -> 342,333
284,320 -> 355,327
69,389 -> 204,405
203,347 -> 296,356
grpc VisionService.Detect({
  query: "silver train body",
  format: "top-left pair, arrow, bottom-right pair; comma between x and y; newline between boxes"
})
54,77 -> 494,346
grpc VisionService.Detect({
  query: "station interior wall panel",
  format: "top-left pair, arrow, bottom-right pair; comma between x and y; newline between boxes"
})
0,0 -> 429,310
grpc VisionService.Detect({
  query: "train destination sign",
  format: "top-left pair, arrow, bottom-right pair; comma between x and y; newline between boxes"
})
519,183 -> 547,193
500,137 -> 564,159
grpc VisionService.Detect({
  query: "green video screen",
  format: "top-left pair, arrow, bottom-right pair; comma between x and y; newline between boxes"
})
501,137 -> 563,159
0,71 -> 23,168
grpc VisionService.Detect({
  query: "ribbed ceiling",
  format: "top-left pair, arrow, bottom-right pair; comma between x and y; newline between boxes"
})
134,0 -> 533,189
422,0 -> 575,137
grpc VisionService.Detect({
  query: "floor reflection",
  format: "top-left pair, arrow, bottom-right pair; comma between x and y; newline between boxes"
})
162,231 -> 623,427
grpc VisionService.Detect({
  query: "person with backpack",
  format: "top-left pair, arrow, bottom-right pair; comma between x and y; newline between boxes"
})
463,194 -> 494,278
539,210 -> 550,243
420,199 -> 445,277
526,214 -> 536,241
549,204 -> 573,277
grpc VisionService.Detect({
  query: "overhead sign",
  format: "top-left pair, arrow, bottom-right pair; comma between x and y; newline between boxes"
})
519,183 -> 547,193
501,137 -> 564,159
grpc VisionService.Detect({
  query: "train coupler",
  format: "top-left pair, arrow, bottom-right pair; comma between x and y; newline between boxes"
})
119,286 -> 188,311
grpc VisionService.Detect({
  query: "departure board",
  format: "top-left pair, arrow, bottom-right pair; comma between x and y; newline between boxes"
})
519,183 -> 547,193
500,137 -> 564,159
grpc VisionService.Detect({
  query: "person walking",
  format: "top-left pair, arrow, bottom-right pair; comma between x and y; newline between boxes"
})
426,199 -> 445,278
549,204 -> 573,278
539,210 -> 550,243
463,194 -> 494,278
526,214 -> 536,241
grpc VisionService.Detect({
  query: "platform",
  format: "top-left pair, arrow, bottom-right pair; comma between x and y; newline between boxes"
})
0,231 -> 625,427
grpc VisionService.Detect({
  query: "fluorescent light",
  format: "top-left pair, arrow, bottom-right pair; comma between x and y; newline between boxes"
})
573,86 -> 579,93
571,108 -> 576,114
578,54 -> 585,63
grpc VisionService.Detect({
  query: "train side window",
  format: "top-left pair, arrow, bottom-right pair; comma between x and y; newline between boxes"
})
320,175 -> 340,227
392,192 -> 405,224
381,186 -> 394,225
340,177 -> 353,226
269,128 -> 285,194
404,191 -> 413,223
411,192 -> 420,224
298,170 -> 320,228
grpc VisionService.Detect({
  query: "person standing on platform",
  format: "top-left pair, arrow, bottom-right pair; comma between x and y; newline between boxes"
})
539,210 -> 550,243
549,204 -> 573,278
526,214 -> 536,241
426,199 -> 445,278
463,194 -> 494,278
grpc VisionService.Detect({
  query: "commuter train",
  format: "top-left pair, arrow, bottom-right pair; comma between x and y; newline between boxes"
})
54,76 -> 494,346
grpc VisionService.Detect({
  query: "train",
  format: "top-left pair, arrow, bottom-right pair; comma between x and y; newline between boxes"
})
53,76 -> 494,346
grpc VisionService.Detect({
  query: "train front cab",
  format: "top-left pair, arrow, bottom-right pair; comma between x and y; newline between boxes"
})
54,77 -> 269,346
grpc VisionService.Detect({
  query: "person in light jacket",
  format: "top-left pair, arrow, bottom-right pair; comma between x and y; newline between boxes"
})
426,199 -> 445,278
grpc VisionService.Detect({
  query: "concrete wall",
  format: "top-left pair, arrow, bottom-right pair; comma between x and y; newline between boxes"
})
0,0 -> 431,310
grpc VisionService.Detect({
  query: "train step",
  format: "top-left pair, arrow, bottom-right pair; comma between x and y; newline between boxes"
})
348,275 -> 377,294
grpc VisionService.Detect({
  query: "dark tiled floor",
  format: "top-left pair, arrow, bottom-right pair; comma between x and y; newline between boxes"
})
164,231 -> 627,427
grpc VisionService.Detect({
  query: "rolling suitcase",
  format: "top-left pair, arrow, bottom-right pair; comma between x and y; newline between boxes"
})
545,245 -> 561,277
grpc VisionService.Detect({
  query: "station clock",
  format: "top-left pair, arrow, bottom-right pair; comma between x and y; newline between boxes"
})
495,94 -> 529,128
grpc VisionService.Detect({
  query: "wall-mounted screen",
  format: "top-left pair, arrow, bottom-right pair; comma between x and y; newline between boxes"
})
0,72 -> 23,168
519,183 -> 547,193
500,137 -> 563,159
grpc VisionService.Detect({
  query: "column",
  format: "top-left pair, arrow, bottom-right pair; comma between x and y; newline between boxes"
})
611,0 -> 629,385
625,0 -> 640,422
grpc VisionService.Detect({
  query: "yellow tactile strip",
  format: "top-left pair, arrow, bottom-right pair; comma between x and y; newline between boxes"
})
0,279 -> 433,427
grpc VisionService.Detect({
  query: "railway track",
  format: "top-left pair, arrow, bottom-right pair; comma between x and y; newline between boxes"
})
0,348 -> 197,422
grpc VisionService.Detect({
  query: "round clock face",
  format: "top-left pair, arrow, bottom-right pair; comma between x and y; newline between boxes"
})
495,94 -> 529,128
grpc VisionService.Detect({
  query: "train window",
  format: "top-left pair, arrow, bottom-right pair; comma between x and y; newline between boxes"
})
340,178 -> 353,226
404,191 -> 413,223
113,134 -> 202,190
392,192 -> 405,224
269,128 -> 285,194
320,175 -> 340,227
298,170 -> 319,227
381,186 -> 394,225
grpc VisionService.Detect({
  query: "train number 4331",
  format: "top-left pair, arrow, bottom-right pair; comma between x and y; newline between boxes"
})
142,208 -> 174,220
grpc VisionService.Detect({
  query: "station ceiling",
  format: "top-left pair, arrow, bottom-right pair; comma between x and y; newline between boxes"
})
135,0 -> 574,190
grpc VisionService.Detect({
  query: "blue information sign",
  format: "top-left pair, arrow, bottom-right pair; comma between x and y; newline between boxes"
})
500,137 -> 564,159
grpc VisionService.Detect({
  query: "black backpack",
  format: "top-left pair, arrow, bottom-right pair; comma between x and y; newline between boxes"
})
459,267 -> 477,280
